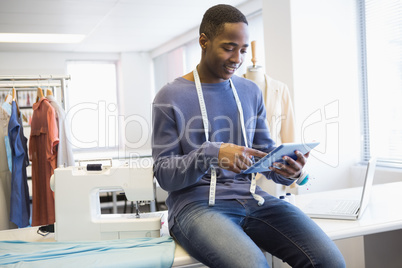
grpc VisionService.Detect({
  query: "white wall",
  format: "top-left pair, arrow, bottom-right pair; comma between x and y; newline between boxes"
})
263,0 -> 361,193
262,0 -> 295,96
119,52 -> 154,157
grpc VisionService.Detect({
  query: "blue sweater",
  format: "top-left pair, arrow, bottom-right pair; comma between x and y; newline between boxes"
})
152,75 -> 294,229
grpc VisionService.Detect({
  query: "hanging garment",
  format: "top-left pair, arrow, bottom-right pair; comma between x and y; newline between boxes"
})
263,75 -> 297,192
2,101 -> 12,116
0,106 -> 15,230
244,72 -> 297,195
243,72 -> 295,144
264,74 -> 296,144
29,97 -> 59,226
2,101 -> 12,172
46,95 -> 74,167
8,101 -> 30,228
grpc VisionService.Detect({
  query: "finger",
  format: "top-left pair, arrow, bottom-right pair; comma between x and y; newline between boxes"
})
270,165 -> 292,178
231,165 -> 242,174
282,156 -> 301,172
271,159 -> 301,178
295,150 -> 307,167
235,154 -> 253,170
271,166 -> 301,178
229,158 -> 244,173
282,152 -> 305,169
245,147 -> 267,159
239,151 -> 254,166
234,159 -> 248,171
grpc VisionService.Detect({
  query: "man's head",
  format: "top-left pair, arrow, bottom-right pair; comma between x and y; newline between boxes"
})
197,4 -> 249,83
199,4 -> 248,40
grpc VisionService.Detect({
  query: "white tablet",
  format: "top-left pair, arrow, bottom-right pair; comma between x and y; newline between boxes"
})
243,142 -> 320,174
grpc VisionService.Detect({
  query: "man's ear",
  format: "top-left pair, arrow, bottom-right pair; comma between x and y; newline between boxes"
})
199,33 -> 208,51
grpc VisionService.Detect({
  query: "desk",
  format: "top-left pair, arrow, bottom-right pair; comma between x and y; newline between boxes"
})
0,221 -> 202,268
1,182 -> 401,267
295,181 -> 402,240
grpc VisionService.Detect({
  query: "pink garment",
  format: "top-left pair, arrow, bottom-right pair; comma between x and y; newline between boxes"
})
29,97 -> 59,226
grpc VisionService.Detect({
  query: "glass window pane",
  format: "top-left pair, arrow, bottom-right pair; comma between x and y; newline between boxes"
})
365,0 -> 402,164
66,61 -> 118,150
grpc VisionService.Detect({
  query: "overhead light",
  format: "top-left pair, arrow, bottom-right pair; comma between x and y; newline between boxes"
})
0,33 -> 85,43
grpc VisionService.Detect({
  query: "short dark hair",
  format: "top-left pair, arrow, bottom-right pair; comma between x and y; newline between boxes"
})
199,4 -> 248,40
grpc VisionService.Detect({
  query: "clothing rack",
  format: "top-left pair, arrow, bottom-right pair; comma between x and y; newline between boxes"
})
0,75 -> 70,109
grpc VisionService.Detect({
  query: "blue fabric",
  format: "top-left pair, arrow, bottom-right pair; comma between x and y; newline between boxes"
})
2,102 -> 12,171
171,198 -> 345,267
152,75 -> 295,229
8,101 -> 30,228
2,102 -> 11,116
0,236 -> 175,268
4,135 -> 12,172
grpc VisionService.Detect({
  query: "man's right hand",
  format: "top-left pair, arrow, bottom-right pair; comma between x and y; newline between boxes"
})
218,143 -> 267,173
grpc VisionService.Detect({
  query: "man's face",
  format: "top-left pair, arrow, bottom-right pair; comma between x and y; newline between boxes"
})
203,22 -> 249,83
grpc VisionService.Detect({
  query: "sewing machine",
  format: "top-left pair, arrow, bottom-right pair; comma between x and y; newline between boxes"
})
52,163 -> 161,242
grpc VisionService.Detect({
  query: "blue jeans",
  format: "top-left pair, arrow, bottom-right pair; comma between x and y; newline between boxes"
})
170,196 -> 346,268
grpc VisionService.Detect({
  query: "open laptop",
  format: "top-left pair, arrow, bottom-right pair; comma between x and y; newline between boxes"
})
302,158 -> 377,220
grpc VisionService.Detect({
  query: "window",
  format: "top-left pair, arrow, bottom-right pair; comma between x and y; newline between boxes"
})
66,61 -> 119,151
359,0 -> 402,167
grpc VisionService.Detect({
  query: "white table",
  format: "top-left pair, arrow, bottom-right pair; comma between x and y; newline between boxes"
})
295,181 -> 402,240
1,182 -> 402,267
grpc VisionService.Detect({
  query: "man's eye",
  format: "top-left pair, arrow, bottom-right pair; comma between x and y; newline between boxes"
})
223,47 -> 234,52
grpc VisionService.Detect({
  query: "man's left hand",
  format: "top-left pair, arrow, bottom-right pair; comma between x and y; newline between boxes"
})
269,151 -> 309,179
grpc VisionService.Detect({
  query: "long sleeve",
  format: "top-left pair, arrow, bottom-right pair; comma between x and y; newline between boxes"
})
46,103 -> 59,170
152,101 -> 221,192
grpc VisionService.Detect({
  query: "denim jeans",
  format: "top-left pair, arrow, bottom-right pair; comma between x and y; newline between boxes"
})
170,196 -> 346,268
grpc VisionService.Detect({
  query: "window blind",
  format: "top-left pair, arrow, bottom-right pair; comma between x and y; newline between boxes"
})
359,0 -> 402,167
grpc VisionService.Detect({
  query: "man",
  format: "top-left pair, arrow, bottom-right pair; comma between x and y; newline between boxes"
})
152,4 -> 345,267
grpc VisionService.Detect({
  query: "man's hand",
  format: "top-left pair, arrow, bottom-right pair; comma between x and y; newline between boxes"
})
269,151 -> 310,179
218,143 -> 267,173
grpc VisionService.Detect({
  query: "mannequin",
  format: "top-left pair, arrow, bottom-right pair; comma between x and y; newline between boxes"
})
243,41 -> 295,145
243,41 -> 297,196
245,65 -> 266,99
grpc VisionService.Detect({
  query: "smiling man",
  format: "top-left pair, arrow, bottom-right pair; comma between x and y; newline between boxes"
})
152,4 -> 345,267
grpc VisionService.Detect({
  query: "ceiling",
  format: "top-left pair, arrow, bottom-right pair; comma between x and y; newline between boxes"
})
0,0 -> 250,53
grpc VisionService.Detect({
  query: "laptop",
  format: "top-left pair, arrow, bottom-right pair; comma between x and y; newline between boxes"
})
302,158 -> 377,220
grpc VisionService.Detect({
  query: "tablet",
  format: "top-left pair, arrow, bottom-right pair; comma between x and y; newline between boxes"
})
243,142 -> 320,174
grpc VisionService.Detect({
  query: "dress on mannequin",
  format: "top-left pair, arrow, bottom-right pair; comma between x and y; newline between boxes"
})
243,67 -> 296,197
243,68 -> 295,145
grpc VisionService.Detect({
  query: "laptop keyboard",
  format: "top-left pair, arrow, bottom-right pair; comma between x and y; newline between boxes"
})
331,200 -> 360,214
